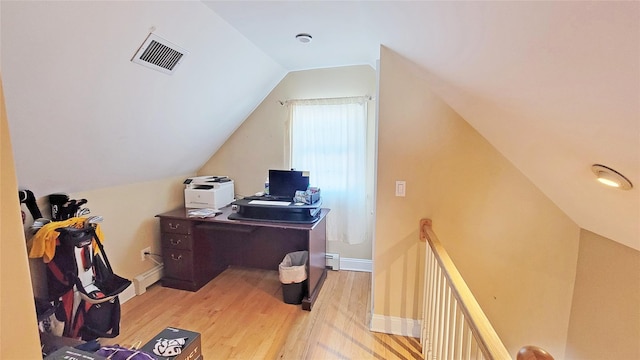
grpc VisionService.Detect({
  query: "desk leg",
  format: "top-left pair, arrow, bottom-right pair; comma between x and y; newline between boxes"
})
302,268 -> 327,311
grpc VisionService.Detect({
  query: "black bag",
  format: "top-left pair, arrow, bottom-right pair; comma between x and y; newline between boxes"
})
45,220 -> 131,340
74,297 -> 121,340
45,226 -> 93,299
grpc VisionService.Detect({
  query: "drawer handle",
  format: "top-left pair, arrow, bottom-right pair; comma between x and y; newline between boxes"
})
170,238 -> 182,246
171,254 -> 183,261
168,222 -> 181,230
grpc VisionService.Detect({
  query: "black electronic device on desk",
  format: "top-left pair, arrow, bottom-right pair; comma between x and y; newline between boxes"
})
229,197 -> 322,223
268,169 -> 309,198
229,169 -> 322,223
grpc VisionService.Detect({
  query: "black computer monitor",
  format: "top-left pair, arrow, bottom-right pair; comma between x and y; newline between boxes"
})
268,169 -> 309,198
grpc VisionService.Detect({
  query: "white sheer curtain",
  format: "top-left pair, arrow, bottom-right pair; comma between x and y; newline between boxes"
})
289,97 -> 368,244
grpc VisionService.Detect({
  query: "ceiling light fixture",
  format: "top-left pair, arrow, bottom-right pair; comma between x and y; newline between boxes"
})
591,164 -> 633,190
295,33 -> 312,43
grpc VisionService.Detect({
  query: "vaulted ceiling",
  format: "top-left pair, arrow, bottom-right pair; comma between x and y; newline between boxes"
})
2,1 -> 638,250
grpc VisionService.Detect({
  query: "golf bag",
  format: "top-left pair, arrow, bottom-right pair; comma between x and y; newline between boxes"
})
49,193 -> 90,221
46,219 -> 131,340
19,189 -> 43,220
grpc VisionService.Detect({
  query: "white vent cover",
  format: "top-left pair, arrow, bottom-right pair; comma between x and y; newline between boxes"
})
131,33 -> 188,75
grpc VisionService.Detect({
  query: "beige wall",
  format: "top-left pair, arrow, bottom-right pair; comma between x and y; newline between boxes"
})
22,174 -> 189,352
565,230 -> 640,360
71,175 -> 189,277
1,75 -> 42,358
375,46 -> 581,358
199,65 -> 377,259
27,174 -> 191,297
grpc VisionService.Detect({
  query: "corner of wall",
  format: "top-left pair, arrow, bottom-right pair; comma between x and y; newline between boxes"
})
0,75 -> 43,358
564,229 -> 640,359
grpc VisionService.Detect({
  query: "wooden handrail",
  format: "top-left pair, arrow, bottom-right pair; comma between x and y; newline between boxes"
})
517,345 -> 555,360
420,218 -> 511,360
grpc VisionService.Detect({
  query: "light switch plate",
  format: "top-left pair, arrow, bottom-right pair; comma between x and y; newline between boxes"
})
395,181 -> 406,197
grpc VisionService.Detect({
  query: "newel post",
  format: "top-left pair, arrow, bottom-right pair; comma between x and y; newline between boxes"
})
419,218 -> 432,242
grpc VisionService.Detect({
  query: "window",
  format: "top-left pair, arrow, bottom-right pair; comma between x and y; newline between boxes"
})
289,97 -> 370,244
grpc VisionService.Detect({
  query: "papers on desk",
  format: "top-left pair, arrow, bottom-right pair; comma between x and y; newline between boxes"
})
248,200 -> 291,206
187,208 -> 222,218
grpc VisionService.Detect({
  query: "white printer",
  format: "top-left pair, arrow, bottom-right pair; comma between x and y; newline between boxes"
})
184,176 -> 235,209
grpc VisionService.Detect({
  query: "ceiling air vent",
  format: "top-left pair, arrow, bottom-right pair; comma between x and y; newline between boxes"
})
131,33 -> 188,75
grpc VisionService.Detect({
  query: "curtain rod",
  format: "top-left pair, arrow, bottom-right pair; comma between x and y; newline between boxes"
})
277,95 -> 374,106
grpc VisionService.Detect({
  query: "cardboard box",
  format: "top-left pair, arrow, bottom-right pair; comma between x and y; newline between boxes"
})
141,327 -> 201,360
45,346 -> 107,360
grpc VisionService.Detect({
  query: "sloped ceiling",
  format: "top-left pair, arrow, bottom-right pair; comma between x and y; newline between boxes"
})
1,1 -> 286,193
1,1 -> 638,250
204,1 -> 639,250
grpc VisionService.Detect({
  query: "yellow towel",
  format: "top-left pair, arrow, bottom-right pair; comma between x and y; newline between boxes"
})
27,217 -> 104,263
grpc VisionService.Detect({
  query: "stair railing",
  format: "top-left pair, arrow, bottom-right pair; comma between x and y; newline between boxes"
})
419,218 -> 511,360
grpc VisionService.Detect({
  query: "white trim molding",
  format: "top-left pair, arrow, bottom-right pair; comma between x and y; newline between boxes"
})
119,283 -> 136,304
370,314 -> 421,338
340,257 -> 372,272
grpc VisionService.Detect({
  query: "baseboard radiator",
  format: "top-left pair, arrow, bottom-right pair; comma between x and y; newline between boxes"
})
419,219 -> 510,360
325,253 -> 340,270
133,264 -> 164,295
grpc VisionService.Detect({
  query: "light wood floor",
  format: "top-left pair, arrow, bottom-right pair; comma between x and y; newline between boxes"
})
102,268 -> 423,360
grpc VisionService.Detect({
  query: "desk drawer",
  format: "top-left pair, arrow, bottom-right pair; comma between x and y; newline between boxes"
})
160,218 -> 192,235
161,233 -> 192,250
162,249 -> 193,281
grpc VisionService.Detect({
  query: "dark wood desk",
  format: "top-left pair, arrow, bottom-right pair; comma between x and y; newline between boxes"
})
155,206 -> 329,310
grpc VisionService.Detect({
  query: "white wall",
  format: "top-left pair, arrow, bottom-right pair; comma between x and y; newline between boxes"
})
1,0 -> 285,197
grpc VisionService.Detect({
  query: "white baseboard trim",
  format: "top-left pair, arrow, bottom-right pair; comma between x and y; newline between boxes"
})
119,283 -> 136,304
370,314 -> 421,338
340,257 -> 372,272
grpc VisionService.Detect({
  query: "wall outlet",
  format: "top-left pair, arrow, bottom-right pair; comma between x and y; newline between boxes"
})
140,246 -> 151,261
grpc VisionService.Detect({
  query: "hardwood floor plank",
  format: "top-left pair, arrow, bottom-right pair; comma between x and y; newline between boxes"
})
103,268 -> 422,360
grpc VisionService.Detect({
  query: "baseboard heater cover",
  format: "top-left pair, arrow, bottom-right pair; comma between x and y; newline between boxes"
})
326,253 -> 340,270
133,264 -> 164,295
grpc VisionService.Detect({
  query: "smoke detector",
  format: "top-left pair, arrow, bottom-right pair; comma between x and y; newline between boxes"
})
295,33 -> 313,43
